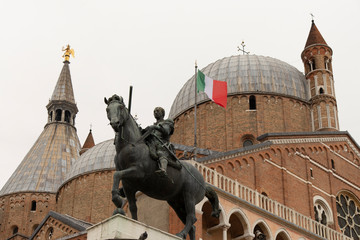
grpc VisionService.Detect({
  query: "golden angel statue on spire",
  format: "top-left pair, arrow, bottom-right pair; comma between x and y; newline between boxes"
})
62,44 -> 75,62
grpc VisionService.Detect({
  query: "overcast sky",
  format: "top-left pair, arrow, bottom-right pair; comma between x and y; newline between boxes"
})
0,0 -> 359,189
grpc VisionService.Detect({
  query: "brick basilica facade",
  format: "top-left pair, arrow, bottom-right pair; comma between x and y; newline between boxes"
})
0,21 -> 359,240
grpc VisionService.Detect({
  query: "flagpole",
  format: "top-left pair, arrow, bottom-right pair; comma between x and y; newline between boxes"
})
194,61 -> 198,161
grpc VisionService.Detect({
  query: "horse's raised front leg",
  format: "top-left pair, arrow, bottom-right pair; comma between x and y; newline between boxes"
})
112,166 -> 144,213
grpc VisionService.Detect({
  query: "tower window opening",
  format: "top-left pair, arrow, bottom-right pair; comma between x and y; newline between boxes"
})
249,95 -> 256,110
308,60 -> 315,71
331,159 -> 335,169
31,200 -> 36,211
319,88 -> 324,94
325,58 -> 330,70
65,110 -> 71,123
310,168 -> 313,178
55,109 -> 62,121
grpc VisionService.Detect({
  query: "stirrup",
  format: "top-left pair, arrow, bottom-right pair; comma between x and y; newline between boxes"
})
155,169 -> 168,177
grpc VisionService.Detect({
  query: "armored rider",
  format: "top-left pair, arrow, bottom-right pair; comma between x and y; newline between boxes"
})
144,107 -> 174,176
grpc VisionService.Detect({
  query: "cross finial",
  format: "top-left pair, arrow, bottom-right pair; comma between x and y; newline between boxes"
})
237,41 -> 250,55
90,123 -> 92,132
310,13 -> 315,22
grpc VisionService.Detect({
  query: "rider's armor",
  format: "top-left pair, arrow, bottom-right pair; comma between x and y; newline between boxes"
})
144,118 -> 175,176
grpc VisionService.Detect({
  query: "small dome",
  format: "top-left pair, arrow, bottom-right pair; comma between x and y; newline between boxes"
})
64,139 -> 115,183
169,55 -> 307,119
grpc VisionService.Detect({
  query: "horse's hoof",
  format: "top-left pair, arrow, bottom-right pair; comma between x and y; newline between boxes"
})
176,232 -> 186,239
112,208 -> 126,216
211,209 -> 221,218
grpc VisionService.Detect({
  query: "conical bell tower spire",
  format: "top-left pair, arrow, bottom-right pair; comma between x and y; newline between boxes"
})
46,45 -> 78,125
0,47 -> 81,238
301,20 -> 339,131
80,128 -> 96,155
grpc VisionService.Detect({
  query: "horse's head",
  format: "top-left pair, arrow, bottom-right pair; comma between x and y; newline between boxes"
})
104,94 -> 128,132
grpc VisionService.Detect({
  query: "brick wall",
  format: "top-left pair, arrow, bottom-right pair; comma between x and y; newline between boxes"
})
0,192 -> 56,240
171,94 -> 311,152
56,170 -> 114,223
201,138 -> 360,224
31,216 -> 83,240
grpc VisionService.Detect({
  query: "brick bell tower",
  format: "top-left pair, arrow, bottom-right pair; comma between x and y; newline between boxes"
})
0,46 -> 81,239
301,20 -> 339,131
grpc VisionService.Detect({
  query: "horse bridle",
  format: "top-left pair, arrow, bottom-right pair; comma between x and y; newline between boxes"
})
110,101 -> 135,146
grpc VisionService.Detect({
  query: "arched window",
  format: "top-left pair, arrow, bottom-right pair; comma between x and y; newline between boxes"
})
33,224 -> 39,232
228,213 -> 245,239
31,200 -> 36,211
55,109 -> 62,121
65,110 -> 71,123
254,225 -> 267,240
313,196 -> 334,227
314,205 -> 328,225
201,201 -> 220,232
325,58 -> 330,70
12,226 -> 18,235
308,60 -> 315,71
46,227 -> 54,239
319,87 -> 324,94
275,231 -> 291,240
249,95 -> 256,110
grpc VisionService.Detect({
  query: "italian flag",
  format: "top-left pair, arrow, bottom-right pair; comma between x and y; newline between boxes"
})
197,70 -> 227,108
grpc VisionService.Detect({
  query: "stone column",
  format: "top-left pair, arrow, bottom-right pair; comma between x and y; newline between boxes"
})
222,224 -> 230,240
223,225 -> 229,240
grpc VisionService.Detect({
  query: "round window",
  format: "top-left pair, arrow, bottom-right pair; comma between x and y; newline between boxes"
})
243,139 -> 253,147
336,193 -> 360,240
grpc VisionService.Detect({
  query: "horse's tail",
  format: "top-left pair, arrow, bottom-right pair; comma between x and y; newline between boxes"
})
205,184 -> 221,218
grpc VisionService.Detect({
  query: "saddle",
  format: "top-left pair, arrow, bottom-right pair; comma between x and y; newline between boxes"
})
144,135 -> 182,170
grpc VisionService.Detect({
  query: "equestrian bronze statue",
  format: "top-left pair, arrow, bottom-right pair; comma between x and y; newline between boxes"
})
105,94 -> 220,240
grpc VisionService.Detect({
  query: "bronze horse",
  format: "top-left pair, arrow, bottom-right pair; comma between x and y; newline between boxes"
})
105,95 -> 220,240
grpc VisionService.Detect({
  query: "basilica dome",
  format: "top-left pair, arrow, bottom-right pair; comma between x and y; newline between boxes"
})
169,55 -> 308,119
64,139 -> 115,183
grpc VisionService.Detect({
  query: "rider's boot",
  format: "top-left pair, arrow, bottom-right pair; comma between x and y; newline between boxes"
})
155,157 -> 168,177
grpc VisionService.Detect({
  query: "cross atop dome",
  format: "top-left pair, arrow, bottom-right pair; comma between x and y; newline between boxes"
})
237,41 -> 250,55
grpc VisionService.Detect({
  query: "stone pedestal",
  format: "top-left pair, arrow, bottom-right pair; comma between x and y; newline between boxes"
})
87,214 -> 182,240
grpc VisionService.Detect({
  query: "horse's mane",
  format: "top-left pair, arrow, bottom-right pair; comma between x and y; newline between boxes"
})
128,111 -> 140,128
